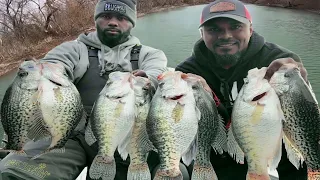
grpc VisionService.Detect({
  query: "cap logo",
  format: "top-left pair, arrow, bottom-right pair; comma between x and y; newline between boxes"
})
104,3 -> 126,14
210,2 -> 236,13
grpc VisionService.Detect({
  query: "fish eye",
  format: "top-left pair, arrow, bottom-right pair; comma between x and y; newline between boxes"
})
49,79 -> 62,86
106,81 -> 112,86
18,71 -> 28,77
243,78 -> 249,84
284,73 -> 291,77
18,68 -> 28,77
192,85 -> 199,90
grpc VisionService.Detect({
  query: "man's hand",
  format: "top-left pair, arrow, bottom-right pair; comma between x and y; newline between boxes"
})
265,58 -> 308,82
39,61 -> 71,86
182,73 -> 212,93
181,73 -> 222,107
132,70 -> 148,77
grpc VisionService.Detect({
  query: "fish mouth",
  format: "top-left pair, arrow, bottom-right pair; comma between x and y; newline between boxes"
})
170,95 -> 184,100
252,92 -> 267,101
163,94 -> 184,100
48,79 -> 62,86
107,95 -> 124,100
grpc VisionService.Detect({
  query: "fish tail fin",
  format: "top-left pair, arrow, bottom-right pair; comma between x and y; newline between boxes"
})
127,163 -> 151,180
191,162 -> 218,180
246,173 -> 270,180
308,170 -> 320,180
212,114 -> 228,154
153,167 -> 183,180
282,133 -> 304,169
89,154 -> 116,180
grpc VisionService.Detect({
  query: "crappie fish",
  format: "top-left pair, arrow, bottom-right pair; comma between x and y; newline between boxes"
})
185,77 -> 227,180
0,60 -> 41,154
228,67 -> 284,180
29,62 -> 84,158
146,71 -> 200,180
269,63 -> 320,180
85,71 -> 136,180
126,76 -> 155,180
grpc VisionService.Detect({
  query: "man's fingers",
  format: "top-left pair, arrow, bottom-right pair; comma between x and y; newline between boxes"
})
265,58 -> 308,82
132,70 -> 147,77
183,73 -> 212,93
265,58 -> 294,80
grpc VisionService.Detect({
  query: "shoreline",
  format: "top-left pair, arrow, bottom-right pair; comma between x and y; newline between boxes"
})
0,3 -> 195,77
241,1 -> 320,14
0,2 -> 319,77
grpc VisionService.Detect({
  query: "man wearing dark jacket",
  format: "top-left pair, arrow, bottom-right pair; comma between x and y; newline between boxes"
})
176,0 -> 309,179
0,0 -> 172,180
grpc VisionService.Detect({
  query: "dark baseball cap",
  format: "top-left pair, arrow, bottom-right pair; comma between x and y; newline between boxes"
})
199,0 -> 252,27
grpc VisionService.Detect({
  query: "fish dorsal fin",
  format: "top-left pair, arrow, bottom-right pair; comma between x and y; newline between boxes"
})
227,123 -> 245,164
118,125 -> 134,161
282,133 -> 304,170
182,136 -> 197,166
307,82 -> 318,105
268,131 -> 283,170
136,118 -> 157,153
84,120 -> 97,146
296,78 -> 318,104
195,106 -> 201,122
27,109 -> 51,142
212,114 -> 227,154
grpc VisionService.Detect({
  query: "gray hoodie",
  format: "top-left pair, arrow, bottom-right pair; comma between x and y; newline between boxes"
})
40,31 -> 168,86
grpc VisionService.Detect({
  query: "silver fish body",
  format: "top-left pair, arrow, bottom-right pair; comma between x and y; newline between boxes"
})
87,71 -> 136,180
0,60 -> 41,153
146,71 -> 200,180
270,63 -> 320,179
32,62 -> 84,156
186,78 -> 227,180
228,67 -> 284,180
127,76 -> 155,180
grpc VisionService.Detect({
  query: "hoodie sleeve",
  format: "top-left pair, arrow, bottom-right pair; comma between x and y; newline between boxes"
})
139,45 -> 168,88
39,40 -> 89,82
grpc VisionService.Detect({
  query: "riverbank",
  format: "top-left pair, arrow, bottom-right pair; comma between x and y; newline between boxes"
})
0,3 -> 195,77
241,0 -> 320,14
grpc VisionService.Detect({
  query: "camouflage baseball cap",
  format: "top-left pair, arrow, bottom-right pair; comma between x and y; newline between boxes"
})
199,0 -> 252,27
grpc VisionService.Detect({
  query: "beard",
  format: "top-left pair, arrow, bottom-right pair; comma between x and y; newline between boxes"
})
96,25 -> 131,47
212,51 -> 242,69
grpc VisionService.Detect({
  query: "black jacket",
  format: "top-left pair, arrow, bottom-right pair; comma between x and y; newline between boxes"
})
175,31 -> 307,179
176,31 -> 301,121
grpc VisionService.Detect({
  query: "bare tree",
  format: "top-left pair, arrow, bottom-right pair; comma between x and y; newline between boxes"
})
0,0 -> 30,38
28,0 -> 59,32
